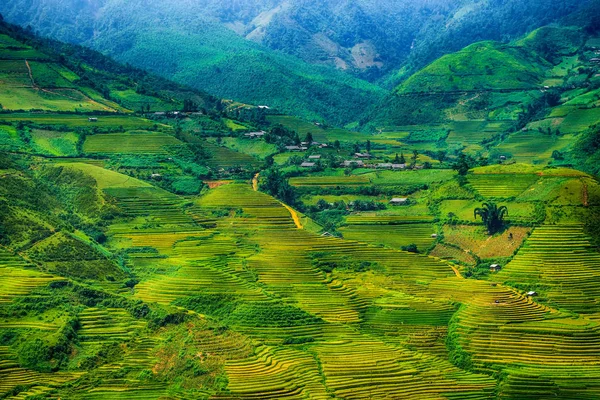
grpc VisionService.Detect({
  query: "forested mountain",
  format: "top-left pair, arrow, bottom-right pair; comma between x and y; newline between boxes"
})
0,17 -> 218,113
0,0 -> 386,125
1,0 -> 598,126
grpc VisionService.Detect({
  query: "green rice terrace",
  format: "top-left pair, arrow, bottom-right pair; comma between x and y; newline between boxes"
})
1,11 -> 600,400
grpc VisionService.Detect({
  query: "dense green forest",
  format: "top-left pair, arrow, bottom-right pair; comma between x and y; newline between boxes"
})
2,0 -> 599,125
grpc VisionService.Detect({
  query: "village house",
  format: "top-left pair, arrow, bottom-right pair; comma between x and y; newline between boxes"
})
490,264 -> 501,272
392,164 -> 406,170
286,145 -> 306,152
244,131 -> 266,139
88,117 -> 98,122
526,291 -> 538,297
377,163 -> 393,169
309,155 -> 321,160
354,152 -> 372,159
301,162 -> 315,168
390,198 -> 409,206
343,160 -> 364,167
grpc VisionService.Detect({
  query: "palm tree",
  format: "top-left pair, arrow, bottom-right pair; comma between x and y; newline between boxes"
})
474,202 -> 508,234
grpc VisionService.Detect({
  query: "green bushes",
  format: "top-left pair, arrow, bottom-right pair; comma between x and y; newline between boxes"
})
446,309 -> 473,372
174,294 -> 238,318
17,317 -> 78,372
282,336 -> 315,345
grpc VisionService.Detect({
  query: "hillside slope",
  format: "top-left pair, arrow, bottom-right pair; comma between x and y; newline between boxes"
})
368,26 -> 599,127
0,2 -> 386,125
0,19 -> 217,113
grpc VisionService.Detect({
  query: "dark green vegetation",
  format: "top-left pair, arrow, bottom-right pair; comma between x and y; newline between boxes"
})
2,0 -> 599,124
474,202 -> 509,234
2,7 -> 600,400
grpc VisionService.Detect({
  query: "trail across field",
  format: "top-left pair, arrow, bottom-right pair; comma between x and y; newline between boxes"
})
252,172 -> 302,229
451,266 -> 463,279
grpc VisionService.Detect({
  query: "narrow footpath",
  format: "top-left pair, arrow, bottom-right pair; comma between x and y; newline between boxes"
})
252,172 -> 303,229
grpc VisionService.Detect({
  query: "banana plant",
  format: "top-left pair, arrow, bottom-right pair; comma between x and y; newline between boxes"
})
474,202 -> 508,234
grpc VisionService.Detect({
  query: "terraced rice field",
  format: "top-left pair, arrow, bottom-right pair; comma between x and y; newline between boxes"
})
498,224 -> 600,314
496,131 -> 573,163
340,223 -> 436,250
446,120 -> 512,146
468,173 -> 539,197
0,249 -> 59,304
83,132 -> 185,154
559,107 -> 600,133
3,159 -> 600,398
0,114 -> 155,129
290,175 -> 371,187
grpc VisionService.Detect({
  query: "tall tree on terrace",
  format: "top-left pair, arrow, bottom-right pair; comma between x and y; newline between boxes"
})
305,132 -> 313,144
474,202 -> 508,235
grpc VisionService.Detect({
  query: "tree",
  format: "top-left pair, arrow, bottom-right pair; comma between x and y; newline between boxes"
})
305,132 -> 313,144
399,153 -> 406,164
259,168 -> 297,205
411,150 -> 419,166
436,150 -> 447,163
366,140 -> 371,153
334,140 -> 341,150
474,202 -> 508,235
453,153 -> 472,176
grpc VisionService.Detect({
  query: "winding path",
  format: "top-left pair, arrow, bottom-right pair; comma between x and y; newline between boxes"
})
451,265 -> 463,279
252,172 -> 303,229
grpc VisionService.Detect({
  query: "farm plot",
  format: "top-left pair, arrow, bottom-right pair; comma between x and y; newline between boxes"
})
559,107 -> 600,133
57,162 -> 152,190
468,173 -> 539,198
499,224 -> 600,315
446,120 -> 512,147
439,199 -> 537,224
340,223 -> 436,250
30,129 -> 78,156
290,175 -> 370,187
371,169 -> 456,186
496,131 -> 574,163
83,132 -> 185,155
443,225 -> 532,259
0,114 -> 156,129
203,140 -> 261,169
266,115 -> 366,143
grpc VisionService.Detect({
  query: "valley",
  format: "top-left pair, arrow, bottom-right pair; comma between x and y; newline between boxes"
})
1,6 -> 600,400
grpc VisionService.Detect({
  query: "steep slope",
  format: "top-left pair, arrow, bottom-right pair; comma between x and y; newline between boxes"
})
368,26 -> 597,126
0,2 -> 386,125
0,19 -> 217,113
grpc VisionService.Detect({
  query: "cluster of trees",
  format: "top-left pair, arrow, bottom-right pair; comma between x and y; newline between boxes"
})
452,153 -> 490,177
259,168 -> 298,206
572,124 -> 600,175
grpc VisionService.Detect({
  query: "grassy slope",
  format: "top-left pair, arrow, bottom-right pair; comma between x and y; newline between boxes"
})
0,20 -> 217,113
366,25 -> 600,166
